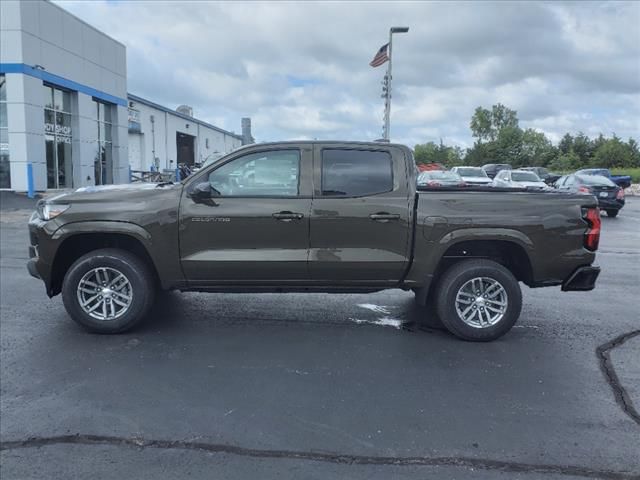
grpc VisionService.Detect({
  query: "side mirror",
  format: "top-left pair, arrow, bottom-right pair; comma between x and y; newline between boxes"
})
189,181 -> 214,200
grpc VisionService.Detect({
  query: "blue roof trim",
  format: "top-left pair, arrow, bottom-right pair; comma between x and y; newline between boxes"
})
127,93 -> 243,141
0,63 -> 127,107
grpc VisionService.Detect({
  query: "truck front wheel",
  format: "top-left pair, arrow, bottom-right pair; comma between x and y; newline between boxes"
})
61,248 -> 155,333
435,259 -> 522,341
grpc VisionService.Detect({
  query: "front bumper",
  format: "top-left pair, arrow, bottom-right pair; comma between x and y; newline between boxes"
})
27,212 -> 56,294
27,258 -> 41,279
562,266 -> 600,291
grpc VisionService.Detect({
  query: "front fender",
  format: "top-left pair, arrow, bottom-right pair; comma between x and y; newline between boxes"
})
48,220 -> 182,291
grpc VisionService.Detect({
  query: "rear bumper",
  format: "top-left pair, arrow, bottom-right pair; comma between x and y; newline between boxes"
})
597,198 -> 624,210
562,266 -> 600,291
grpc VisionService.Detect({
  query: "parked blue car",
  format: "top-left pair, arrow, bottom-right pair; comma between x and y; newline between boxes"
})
575,169 -> 632,189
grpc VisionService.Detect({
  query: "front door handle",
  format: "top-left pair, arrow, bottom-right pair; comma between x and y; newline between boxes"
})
369,212 -> 400,222
273,211 -> 304,222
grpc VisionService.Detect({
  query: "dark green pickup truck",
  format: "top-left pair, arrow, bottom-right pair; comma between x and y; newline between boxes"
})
28,141 -> 601,341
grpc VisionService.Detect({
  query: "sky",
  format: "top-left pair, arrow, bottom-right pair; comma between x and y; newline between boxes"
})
56,1 -> 640,148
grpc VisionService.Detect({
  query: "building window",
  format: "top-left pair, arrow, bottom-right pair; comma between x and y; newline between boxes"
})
93,99 -> 114,185
0,75 -> 9,188
128,107 -> 141,133
43,84 -> 73,189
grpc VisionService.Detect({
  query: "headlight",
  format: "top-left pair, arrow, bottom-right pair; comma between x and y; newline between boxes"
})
37,203 -> 70,221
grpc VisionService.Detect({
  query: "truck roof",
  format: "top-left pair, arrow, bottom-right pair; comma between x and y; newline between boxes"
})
232,140 -> 410,152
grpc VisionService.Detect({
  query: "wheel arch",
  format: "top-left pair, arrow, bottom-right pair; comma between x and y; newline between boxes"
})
50,225 -> 161,296
414,236 -> 534,306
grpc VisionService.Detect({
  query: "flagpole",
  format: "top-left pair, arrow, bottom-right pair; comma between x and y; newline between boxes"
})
383,31 -> 392,141
383,27 -> 409,142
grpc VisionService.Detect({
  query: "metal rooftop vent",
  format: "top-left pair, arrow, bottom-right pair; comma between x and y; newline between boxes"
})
176,105 -> 193,117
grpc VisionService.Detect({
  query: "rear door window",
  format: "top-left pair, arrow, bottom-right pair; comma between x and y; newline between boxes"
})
321,149 -> 393,197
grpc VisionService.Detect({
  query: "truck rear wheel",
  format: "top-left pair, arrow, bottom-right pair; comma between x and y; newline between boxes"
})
435,259 -> 522,341
62,248 -> 155,333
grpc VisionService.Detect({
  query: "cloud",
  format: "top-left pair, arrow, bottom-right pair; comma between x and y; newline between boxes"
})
55,0 -> 640,147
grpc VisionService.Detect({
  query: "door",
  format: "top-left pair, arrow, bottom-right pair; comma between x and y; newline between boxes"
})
309,145 -> 412,284
177,132 -> 195,167
179,146 -> 312,283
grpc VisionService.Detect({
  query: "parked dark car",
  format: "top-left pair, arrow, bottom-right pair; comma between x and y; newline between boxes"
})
482,163 -> 512,179
28,141 -> 601,342
519,167 -> 561,185
556,174 -> 625,217
417,170 -> 465,187
575,169 -> 632,189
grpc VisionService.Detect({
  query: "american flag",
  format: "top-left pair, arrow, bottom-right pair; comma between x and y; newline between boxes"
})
369,43 -> 389,68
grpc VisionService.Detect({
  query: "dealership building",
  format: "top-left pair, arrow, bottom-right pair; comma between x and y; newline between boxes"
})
0,0 -> 251,192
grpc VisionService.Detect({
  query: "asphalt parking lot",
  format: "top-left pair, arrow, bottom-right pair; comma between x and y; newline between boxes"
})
1,194 -> 638,479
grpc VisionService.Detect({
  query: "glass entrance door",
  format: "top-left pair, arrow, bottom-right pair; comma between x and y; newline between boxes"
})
43,85 -> 73,189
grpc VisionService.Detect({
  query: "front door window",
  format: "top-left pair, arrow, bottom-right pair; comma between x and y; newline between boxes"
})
207,150 -> 300,197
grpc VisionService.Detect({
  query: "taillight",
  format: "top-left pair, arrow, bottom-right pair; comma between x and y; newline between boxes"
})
616,189 -> 625,200
582,207 -> 601,251
577,186 -> 591,194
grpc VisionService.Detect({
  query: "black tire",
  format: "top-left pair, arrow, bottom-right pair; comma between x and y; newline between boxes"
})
606,209 -> 619,218
62,248 -> 155,333
435,259 -> 522,342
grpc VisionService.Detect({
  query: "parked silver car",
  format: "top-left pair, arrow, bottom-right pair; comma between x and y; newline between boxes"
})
450,166 -> 492,185
492,169 -> 548,189
417,170 -> 465,187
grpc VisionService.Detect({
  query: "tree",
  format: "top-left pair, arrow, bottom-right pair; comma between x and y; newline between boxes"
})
549,151 -> 581,171
627,138 -> 640,167
491,103 -> 519,133
469,103 -> 519,143
571,132 -> 594,166
470,107 -> 493,142
414,142 -> 441,165
593,136 -> 633,168
414,140 -> 464,167
520,128 -> 557,167
558,133 -> 574,155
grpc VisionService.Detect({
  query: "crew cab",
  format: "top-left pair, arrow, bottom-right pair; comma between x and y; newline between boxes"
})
28,141 -> 601,341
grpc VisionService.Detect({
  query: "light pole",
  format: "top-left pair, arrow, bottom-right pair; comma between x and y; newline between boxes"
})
383,26 -> 409,141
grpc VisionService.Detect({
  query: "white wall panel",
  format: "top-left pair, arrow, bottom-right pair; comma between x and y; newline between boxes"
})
0,1 -> 21,31
38,0 -> 63,47
0,30 -> 23,63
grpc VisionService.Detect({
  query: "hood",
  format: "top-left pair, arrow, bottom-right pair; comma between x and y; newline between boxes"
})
48,182 -> 181,205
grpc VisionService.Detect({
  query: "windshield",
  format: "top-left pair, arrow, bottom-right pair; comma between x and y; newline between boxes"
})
457,168 -> 487,177
511,171 -> 541,182
578,174 -> 616,187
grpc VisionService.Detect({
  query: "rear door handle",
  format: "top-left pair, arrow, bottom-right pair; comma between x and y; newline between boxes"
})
369,212 -> 400,222
273,211 -> 304,222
